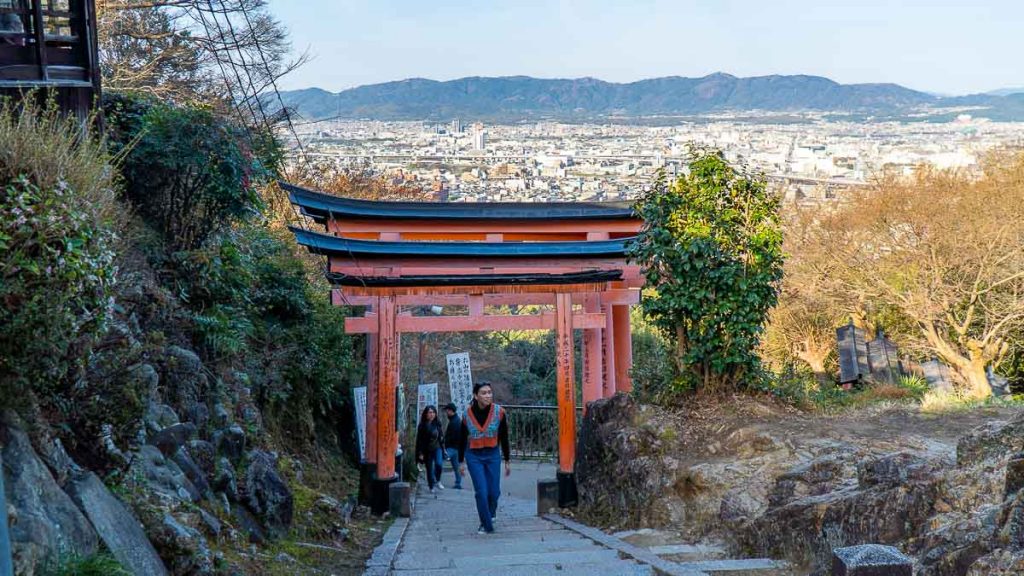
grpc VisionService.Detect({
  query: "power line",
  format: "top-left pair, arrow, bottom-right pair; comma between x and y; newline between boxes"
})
202,0 -> 331,274
232,0 -> 313,171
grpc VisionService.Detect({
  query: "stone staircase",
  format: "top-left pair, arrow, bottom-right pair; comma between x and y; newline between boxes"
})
364,477 -> 788,576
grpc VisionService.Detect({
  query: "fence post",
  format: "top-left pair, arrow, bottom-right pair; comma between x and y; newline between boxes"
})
0,451 -> 13,576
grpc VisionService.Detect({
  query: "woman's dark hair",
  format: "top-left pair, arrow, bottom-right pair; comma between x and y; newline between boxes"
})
419,405 -> 437,427
472,382 -> 492,395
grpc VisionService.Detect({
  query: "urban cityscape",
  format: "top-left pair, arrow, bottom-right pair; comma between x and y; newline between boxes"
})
293,112 -> 1024,206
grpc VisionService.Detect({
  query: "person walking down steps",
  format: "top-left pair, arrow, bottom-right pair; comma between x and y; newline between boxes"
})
415,405 -> 446,494
443,403 -> 463,489
458,382 -> 511,534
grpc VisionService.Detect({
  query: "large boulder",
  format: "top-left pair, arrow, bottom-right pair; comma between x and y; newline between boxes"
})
65,471 -> 169,576
212,457 -> 239,501
172,446 -> 212,498
575,393 -> 687,529
146,404 -> 180,436
186,439 -> 216,479
957,416 -> 1024,468
215,424 -> 247,462
143,513 -> 214,576
130,445 -> 200,504
1,419 -> 97,575
149,422 -> 197,457
160,346 -> 208,421
243,450 -> 294,537
739,451 -> 944,567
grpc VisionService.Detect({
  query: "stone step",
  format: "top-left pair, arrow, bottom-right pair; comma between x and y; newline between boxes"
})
402,531 -> 584,548
398,538 -> 603,557
672,558 -> 789,573
392,560 -> 654,576
392,548 -> 623,571
412,523 -> 565,536
649,544 -> 725,557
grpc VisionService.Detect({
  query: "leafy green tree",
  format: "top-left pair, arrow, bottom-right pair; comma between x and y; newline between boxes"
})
629,148 -> 784,392
105,94 -> 280,252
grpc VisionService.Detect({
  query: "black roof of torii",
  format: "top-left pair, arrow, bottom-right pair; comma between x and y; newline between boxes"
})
282,181 -> 636,223
289,226 -> 634,259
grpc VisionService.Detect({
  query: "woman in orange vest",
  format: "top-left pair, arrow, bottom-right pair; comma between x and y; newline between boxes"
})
458,382 -> 511,534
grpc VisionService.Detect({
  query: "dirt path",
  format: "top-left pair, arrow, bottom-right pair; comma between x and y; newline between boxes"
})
677,395 -> 1023,463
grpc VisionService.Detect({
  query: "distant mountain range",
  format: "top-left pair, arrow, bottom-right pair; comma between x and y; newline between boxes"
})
987,87 -> 1024,97
278,73 -> 1024,122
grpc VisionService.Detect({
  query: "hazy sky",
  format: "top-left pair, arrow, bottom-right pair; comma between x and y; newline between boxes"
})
272,0 -> 1022,96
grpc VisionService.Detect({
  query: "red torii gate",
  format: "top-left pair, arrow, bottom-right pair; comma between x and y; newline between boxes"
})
285,183 -> 643,508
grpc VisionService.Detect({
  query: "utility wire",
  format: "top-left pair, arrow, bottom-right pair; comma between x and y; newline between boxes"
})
200,0 -> 331,274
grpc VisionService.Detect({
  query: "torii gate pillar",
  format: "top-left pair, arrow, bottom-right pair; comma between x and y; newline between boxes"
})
370,296 -> 399,514
612,305 -> 633,393
554,293 -> 579,507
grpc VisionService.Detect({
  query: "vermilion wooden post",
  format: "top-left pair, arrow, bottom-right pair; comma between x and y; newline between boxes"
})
375,295 -> 398,480
581,294 -> 602,412
612,305 -> 633,393
554,293 -> 576,474
602,303 -> 617,397
365,327 -> 378,465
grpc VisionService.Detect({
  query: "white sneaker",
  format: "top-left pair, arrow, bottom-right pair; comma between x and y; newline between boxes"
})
429,487 -> 435,494
477,526 -> 486,535
437,482 -> 445,490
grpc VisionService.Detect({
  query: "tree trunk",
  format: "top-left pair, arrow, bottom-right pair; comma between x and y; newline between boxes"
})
797,346 -> 830,385
920,321 -> 992,399
961,351 -> 993,400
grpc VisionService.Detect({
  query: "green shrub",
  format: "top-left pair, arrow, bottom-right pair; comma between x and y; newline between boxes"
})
0,100 -> 118,404
104,93 -> 279,252
630,309 -> 678,404
43,552 -> 130,576
629,148 -> 784,394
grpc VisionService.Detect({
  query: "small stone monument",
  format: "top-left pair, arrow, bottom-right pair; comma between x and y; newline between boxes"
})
389,482 -> 411,518
832,544 -> 912,576
537,478 -> 559,516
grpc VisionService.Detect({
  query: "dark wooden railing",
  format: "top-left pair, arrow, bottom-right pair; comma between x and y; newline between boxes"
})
0,0 -> 98,89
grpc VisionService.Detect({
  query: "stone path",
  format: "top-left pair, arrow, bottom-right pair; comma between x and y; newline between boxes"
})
366,480 -> 656,575
363,462 -> 788,576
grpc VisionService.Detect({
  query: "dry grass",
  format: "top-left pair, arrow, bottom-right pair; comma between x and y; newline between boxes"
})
0,95 -> 123,231
920,389 -> 974,414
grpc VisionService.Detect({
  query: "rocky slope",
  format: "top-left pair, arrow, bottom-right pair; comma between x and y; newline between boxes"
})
576,394 -> 1024,575
1,244 -> 383,575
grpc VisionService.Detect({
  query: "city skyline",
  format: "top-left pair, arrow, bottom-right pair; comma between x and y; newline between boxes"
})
272,0 -> 1023,97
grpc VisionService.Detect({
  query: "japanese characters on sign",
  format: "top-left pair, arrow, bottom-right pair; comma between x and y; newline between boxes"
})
446,352 -> 473,414
417,383 -> 439,425
353,386 -> 367,461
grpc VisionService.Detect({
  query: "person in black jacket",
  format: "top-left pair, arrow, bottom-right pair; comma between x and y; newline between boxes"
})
442,403 -> 463,489
415,405 -> 445,493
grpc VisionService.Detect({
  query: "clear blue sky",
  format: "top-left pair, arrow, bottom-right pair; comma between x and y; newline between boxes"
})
271,0 -> 1022,96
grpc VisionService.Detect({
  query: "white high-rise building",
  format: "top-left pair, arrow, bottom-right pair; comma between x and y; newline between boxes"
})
472,124 -> 487,151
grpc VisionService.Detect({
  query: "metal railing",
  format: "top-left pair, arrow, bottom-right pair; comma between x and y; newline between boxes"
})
0,451 -> 12,576
504,405 -> 583,461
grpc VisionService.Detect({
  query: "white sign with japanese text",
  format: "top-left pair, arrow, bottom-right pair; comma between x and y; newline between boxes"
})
417,383 -> 439,425
446,352 -> 473,414
353,386 -> 367,461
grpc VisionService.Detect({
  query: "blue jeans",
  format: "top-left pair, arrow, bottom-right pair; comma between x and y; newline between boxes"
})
445,447 -> 462,488
425,447 -> 444,488
465,446 -> 501,532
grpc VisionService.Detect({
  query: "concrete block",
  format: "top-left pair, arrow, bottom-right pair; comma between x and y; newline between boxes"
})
537,478 -> 559,516
832,544 -> 912,576
389,482 -> 412,518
